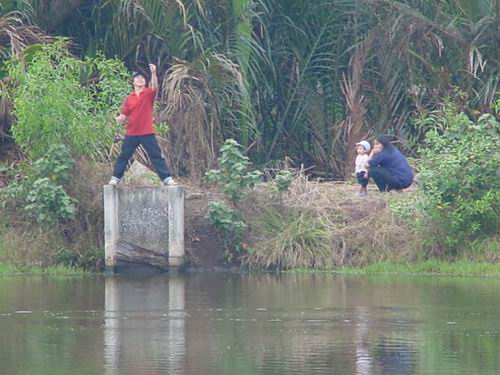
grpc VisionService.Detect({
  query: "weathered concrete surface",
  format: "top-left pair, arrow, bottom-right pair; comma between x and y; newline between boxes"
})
104,185 -> 185,272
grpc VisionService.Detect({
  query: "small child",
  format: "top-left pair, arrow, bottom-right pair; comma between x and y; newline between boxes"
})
355,140 -> 371,196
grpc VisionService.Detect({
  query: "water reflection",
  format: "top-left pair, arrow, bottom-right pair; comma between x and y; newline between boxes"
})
103,274 -> 186,375
1,273 -> 500,374
354,307 -> 373,375
168,276 -> 186,374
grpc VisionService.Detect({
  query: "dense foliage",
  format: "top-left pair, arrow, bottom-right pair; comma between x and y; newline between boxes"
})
417,102 -> 500,248
1,145 -> 75,225
7,41 -> 129,160
0,1 -> 498,269
1,0 -> 498,177
1,42 -> 128,229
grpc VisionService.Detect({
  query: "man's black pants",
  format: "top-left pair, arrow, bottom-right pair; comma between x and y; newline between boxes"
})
369,166 -> 410,192
112,134 -> 171,180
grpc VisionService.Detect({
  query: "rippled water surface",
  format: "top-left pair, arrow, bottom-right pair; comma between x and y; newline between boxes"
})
1,272 -> 500,374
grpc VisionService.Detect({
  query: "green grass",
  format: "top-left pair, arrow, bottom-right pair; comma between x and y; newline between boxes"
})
0,263 -> 87,276
337,260 -> 500,276
246,207 -> 334,269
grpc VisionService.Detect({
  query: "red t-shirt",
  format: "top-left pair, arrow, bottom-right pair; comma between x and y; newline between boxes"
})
121,87 -> 157,136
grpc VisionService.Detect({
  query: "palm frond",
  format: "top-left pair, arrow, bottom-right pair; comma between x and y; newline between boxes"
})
0,12 -> 51,58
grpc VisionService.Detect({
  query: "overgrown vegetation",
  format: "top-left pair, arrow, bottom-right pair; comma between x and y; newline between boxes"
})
0,2 -> 498,272
7,40 -> 128,160
205,139 -> 262,261
2,145 -> 75,225
243,172 -> 422,270
0,42 -> 127,270
2,1 -> 498,177
417,101 -> 499,250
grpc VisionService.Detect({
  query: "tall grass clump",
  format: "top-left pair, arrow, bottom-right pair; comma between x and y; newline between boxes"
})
246,207 -> 333,270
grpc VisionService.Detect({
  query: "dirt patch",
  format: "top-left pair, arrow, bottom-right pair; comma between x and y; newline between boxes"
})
183,184 -> 226,269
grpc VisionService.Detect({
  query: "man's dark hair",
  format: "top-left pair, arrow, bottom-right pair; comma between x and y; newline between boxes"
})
132,70 -> 149,83
376,134 -> 395,150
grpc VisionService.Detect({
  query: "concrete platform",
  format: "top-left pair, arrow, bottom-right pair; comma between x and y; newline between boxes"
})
104,185 -> 185,273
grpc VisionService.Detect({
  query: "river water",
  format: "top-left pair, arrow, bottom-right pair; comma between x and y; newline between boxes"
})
1,272 -> 500,374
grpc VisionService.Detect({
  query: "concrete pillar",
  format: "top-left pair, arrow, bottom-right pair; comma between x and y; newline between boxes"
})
104,185 -> 119,271
168,186 -> 185,268
103,185 -> 185,272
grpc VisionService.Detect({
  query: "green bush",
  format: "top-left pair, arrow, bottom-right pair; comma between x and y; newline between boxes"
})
272,170 -> 293,194
205,139 -> 262,261
1,145 -> 75,225
205,139 -> 262,203
3,41 -> 129,227
417,101 -> 500,248
7,40 -> 129,160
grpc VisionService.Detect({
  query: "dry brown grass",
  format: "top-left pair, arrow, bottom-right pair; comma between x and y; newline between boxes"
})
158,59 -> 226,180
242,171 -> 422,269
64,159 -> 111,253
0,222 -> 66,267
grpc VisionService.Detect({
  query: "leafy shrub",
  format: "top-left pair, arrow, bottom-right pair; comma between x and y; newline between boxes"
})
272,170 -> 293,194
417,102 -> 500,248
24,178 -> 76,224
207,201 -> 247,261
205,139 -> 262,260
207,202 -> 247,238
1,145 -> 75,225
205,139 -> 262,203
7,40 -> 129,160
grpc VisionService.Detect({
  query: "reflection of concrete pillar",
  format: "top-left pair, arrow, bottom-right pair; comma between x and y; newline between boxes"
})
103,275 -> 186,374
104,186 -> 119,271
168,187 -> 185,268
104,276 -> 120,375
355,307 -> 373,375
169,275 -> 186,375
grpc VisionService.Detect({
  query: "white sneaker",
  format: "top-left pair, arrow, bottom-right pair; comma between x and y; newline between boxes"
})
162,177 -> 177,186
108,177 -> 120,186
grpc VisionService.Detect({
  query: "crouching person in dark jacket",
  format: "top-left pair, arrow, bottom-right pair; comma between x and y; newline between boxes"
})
366,135 -> 413,192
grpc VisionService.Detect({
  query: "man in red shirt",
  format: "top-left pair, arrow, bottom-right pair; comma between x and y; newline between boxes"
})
108,64 -> 175,186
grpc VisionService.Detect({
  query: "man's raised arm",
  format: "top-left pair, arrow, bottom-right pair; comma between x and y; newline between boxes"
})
149,64 -> 158,90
